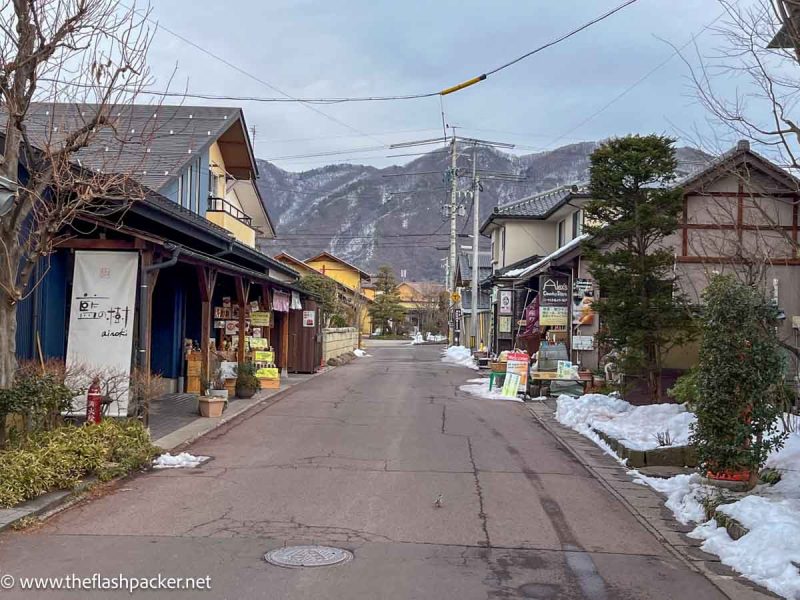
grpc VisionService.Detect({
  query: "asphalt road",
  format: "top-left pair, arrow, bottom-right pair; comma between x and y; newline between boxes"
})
0,342 -> 729,599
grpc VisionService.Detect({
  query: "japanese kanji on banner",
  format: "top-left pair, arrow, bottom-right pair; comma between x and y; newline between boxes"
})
66,251 -> 139,417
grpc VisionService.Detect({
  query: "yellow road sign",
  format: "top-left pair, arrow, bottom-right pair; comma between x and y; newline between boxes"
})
451,292 -> 461,303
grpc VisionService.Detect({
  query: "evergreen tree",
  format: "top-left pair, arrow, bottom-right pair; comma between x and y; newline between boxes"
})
369,266 -> 406,334
297,274 -> 343,327
583,135 -> 695,402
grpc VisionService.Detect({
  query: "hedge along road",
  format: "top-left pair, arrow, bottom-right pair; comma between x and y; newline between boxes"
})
0,342 -> 729,599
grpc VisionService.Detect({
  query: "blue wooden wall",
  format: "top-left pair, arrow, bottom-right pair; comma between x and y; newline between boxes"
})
15,251 -> 69,361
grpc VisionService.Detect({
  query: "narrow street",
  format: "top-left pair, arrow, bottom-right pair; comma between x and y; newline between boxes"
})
0,342 -> 727,599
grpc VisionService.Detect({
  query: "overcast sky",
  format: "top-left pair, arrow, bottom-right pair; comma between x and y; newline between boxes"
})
144,1 -> 751,171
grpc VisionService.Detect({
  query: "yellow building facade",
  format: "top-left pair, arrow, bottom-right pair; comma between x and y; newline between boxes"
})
274,252 -> 374,335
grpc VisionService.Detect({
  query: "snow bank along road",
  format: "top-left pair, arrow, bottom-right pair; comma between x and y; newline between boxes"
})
0,343 -> 737,599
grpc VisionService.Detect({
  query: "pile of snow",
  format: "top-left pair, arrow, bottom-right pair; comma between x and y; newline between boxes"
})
555,393 -> 695,451
152,452 -> 210,469
441,346 -> 478,370
555,393 -> 800,598
631,427 -> 800,599
459,378 -> 523,402
353,348 -> 370,357
411,332 -> 447,345
632,471 -> 712,525
686,428 -> 800,599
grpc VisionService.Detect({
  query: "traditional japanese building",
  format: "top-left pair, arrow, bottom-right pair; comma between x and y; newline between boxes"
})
13,104 -> 321,418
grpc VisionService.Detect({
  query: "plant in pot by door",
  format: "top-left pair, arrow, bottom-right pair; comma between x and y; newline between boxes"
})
235,362 -> 259,399
199,372 -> 227,417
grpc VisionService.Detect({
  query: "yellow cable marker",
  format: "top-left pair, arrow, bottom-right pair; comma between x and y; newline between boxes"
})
439,74 -> 487,96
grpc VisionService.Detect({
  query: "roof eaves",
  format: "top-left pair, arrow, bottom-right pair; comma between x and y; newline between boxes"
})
676,143 -> 800,193
305,251 -> 371,279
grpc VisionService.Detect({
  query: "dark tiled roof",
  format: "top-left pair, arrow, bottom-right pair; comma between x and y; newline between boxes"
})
494,183 -> 590,218
458,251 -> 492,281
20,103 -> 247,192
462,289 -> 491,310
675,140 -> 800,193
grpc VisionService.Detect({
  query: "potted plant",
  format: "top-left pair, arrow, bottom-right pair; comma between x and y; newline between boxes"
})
691,276 -> 787,489
198,371 -> 227,417
235,362 -> 259,399
200,376 -> 211,397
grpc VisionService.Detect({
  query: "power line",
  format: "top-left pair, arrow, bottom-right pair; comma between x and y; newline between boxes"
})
122,3 -> 386,145
544,9 -> 725,149
264,144 -> 388,161
438,0 -> 640,95
485,0 -> 639,76
274,232 -> 460,239
75,2 -> 638,111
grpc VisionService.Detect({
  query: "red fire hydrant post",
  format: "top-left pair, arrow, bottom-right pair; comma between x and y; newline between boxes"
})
86,377 -> 103,424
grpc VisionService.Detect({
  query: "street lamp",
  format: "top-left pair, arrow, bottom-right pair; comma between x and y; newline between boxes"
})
0,175 -> 18,217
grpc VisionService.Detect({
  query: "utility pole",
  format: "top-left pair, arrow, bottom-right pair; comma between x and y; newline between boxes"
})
471,142 -> 480,350
447,134 -> 460,345
447,135 -> 458,294
385,133 -> 517,347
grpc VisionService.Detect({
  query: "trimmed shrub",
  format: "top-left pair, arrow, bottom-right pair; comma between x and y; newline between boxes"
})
0,361 -> 76,446
692,275 -> 787,482
0,420 -> 160,507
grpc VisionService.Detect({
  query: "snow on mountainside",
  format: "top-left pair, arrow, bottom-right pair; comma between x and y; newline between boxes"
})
257,142 -> 708,280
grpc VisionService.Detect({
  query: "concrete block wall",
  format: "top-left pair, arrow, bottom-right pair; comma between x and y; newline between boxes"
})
322,327 -> 358,361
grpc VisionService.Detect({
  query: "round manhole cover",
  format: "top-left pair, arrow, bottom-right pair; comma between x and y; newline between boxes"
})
264,545 -> 353,568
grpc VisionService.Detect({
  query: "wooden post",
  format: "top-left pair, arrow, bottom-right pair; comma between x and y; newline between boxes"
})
235,276 -> 250,364
140,248 -> 159,427
280,306 -> 289,373
260,284 -> 272,348
196,266 -> 218,385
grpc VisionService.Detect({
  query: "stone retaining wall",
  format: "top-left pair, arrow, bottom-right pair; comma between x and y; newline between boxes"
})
593,428 -> 698,469
322,327 -> 358,362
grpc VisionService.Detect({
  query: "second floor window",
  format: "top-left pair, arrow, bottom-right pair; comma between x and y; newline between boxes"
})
557,219 -> 565,247
572,210 -> 583,239
180,158 -> 202,213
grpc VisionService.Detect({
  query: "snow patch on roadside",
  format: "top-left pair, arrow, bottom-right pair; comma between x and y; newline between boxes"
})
631,471 -> 711,525
153,452 -> 210,469
441,346 -> 478,370
636,428 -> 800,600
555,393 -> 694,451
353,349 -> 370,357
554,394 -> 800,598
554,394 -> 629,463
689,497 -> 800,600
459,378 -> 523,402
686,429 -> 800,600
412,332 -> 446,344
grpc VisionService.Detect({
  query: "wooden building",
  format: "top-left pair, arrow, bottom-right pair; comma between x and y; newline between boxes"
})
13,104 -> 319,414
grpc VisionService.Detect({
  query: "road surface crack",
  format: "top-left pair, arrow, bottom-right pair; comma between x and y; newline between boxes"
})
467,437 -> 491,548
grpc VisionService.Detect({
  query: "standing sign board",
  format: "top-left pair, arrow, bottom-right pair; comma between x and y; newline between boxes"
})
505,352 -> 529,389
538,275 -> 570,326
501,372 -> 521,397
66,251 -> 138,417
